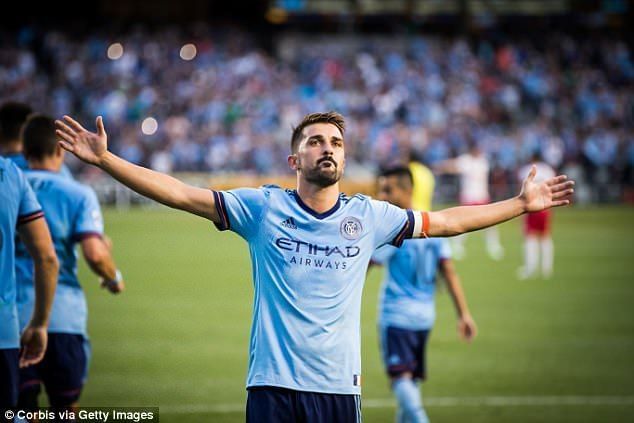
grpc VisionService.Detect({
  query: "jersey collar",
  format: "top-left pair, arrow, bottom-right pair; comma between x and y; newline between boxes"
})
293,190 -> 341,220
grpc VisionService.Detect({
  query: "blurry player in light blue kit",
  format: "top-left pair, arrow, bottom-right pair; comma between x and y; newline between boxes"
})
0,155 -> 57,411
371,167 -> 477,423
14,115 -> 125,414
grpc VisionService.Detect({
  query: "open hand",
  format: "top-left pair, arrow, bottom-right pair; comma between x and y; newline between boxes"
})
56,115 -> 108,166
519,165 -> 575,212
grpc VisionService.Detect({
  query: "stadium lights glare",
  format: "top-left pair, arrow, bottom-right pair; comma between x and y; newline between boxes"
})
180,43 -> 197,61
107,43 -> 124,60
141,117 -> 158,135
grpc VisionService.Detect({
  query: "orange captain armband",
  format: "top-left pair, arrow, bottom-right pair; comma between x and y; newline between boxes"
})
412,210 -> 430,239
421,211 -> 430,238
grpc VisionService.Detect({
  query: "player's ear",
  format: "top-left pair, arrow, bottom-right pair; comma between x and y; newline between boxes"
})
288,154 -> 299,171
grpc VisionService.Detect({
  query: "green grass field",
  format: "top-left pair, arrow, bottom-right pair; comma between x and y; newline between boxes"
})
75,205 -> 634,422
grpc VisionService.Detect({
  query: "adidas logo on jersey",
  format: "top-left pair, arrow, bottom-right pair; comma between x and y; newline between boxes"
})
281,217 -> 298,229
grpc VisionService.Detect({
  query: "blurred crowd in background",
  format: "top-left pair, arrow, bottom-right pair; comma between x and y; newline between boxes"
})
1,25 -> 633,202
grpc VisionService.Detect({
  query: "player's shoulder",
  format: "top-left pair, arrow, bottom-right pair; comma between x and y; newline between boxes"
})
0,157 -> 29,189
227,184 -> 282,196
340,192 -> 371,204
0,155 -> 21,176
338,192 -> 377,212
28,170 -> 96,200
2,153 -> 28,170
260,184 -> 287,196
221,184 -> 286,210
252,184 -> 290,201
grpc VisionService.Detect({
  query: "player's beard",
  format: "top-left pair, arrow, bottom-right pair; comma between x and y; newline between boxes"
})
302,157 -> 342,188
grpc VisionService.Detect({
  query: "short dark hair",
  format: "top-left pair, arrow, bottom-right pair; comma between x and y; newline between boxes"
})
530,150 -> 543,162
290,111 -> 345,153
22,114 -> 58,160
0,102 -> 32,144
379,166 -> 414,190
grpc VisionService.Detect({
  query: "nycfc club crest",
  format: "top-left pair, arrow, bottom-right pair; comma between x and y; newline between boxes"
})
340,217 -> 363,240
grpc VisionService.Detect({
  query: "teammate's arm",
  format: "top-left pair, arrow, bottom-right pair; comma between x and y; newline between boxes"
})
439,258 -> 477,343
17,218 -> 59,367
432,158 -> 460,174
81,236 -> 124,294
55,116 -> 219,223
421,166 -> 574,237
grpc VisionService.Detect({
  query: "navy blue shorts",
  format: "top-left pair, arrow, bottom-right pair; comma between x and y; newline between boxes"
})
246,386 -> 362,423
380,326 -> 430,380
0,348 -> 19,408
19,333 -> 89,406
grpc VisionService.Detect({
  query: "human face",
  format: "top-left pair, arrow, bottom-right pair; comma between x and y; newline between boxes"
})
376,175 -> 410,209
289,123 -> 345,188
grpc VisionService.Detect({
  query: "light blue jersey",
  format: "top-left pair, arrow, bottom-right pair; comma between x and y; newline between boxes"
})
0,157 -> 43,349
16,170 -> 103,336
373,238 -> 451,331
4,152 -> 74,179
214,186 -> 415,394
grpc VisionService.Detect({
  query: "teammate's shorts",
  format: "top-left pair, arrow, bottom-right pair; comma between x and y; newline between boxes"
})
0,348 -> 19,408
19,333 -> 90,406
246,386 -> 362,423
524,210 -> 551,235
380,326 -> 430,380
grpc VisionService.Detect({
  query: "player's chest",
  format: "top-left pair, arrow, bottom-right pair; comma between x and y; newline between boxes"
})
260,207 -> 372,262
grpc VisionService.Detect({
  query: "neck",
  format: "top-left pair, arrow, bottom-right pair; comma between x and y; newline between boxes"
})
0,141 -> 22,155
296,176 -> 340,214
28,157 -> 61,172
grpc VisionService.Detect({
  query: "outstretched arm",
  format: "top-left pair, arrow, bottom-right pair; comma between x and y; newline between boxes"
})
439,259 -> 476,343
433,158 -> 460,175
422,166 -> 574,237
56,116 -> 220,223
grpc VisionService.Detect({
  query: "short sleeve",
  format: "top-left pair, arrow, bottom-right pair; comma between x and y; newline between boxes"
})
73,187 -> 104,240
212,188 -> 267,240
370,199 -> 414,248
438,238 -> 452,260
16,167 -> 43,226
371,244 -> 397,265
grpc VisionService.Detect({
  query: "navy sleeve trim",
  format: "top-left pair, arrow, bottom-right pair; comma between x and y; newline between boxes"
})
71,232 -> 103,242
391,210 -> 415,247
404,210 -> 415,239
17,210 -> 44,226
212,190 -> 230,231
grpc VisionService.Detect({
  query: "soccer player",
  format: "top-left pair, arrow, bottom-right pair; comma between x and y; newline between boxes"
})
0,101 -> 73,179
517,152 -> 557,280
434,142 -> 505,260
372,167 -> 476,423
15,115 -> 124,414
55,111 -> 573,422
0,156 -> 58,411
